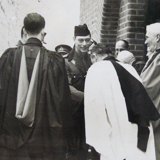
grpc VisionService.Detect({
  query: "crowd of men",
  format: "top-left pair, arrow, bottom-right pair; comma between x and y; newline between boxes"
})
0,12 -> 160,160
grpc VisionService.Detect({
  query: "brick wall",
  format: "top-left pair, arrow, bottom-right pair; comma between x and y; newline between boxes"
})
100,0 -> 120,50
80,0 -> 147,57
80,0 -> 104,43
117,0 -> 147,57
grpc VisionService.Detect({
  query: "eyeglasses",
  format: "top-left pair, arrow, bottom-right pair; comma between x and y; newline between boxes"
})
90,39 -> 97,45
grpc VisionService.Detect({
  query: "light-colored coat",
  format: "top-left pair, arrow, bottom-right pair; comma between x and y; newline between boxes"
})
141,52 -> 160,160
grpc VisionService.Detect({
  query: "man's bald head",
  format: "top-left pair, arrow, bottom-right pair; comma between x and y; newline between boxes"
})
115,40 -> 129,57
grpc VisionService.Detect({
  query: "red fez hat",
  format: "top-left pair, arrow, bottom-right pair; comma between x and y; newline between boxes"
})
74,24 -> 90,37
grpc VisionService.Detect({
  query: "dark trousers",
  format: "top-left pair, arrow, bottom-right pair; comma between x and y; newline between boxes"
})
72,114 -> 87,159
72,116 -> 99,160
0,146 -> 66,160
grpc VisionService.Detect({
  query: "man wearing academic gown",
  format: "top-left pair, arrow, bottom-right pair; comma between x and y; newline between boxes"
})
85,43 -> 160,160
0,13 -> 73,160
140,23 -> 160,160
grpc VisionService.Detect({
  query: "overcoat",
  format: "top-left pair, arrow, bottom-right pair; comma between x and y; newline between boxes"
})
140,49 -> 160,160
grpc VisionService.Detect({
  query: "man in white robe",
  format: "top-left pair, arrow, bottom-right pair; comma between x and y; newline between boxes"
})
85,43 -> 159,160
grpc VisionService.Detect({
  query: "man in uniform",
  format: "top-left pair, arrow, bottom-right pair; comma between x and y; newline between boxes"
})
55,44 -> 72,58
140,22 -> 160,160
65,24 -> 92,159
0,13 -> 73,160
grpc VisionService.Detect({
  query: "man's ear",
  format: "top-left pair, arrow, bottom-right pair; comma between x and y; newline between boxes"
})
23,28 -> 27,35
73,36 -> 76,42
157,34 -> 160,42
40,29 -> 45,36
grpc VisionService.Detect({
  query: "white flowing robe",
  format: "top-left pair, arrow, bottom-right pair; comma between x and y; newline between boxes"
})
84,61 -> 156,160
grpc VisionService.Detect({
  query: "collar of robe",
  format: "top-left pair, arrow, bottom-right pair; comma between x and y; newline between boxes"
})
25,38 -> 43,47
15,47 -> 40,127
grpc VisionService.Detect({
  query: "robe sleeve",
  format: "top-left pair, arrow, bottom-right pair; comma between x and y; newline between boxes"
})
47,52 -> 75,151
48,52 -> 73,127
140,54 -> 160,108
0,48 -> 15,105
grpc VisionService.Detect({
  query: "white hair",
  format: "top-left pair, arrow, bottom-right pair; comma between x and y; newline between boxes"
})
146,23 -> 160,35
117,50 -> 135,65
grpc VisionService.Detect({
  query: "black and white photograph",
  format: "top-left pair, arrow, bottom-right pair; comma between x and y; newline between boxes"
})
0,0 -> 160,160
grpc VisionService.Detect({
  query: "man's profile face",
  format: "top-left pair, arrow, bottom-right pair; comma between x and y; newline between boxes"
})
115,41 -> 127,57
74,35 -> 91,53
145,30 -> 158,53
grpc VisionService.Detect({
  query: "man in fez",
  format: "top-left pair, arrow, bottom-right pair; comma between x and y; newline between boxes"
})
65,24 -> 96,159
0,13 -> 73,160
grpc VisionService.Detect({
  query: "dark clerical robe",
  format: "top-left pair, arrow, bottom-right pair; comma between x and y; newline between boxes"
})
0,38 -> 73,159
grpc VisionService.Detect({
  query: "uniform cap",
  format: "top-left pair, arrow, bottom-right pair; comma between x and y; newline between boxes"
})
55,44 -> 72,57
